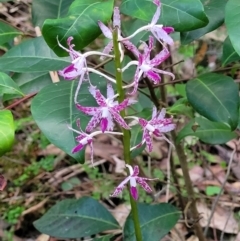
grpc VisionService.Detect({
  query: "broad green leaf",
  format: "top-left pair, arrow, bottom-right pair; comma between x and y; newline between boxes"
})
0,72 -> 24,97
0,37 -> 70,73
186,73 -> 239,129
181,0 -> 227,44
222,37 -> 240,66
176,117 -> 237,144
175,84 -> 187,97
124,203 -> 180,241
0,110 -> 15,156
120,0 -> 208,32
42,0 -> 114,56
225,0 -> 240,56
0,21 -> 22,45
31,75 -> 106,162
34,197 -> 119,238
32,0 -> 74,27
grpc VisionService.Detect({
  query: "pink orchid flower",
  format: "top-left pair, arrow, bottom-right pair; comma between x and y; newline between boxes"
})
132,107 -> 175,152
68,120 -> 122,164
111,164 -> 158,200
76,83 -> 135,133
98,7 -> 139,58
121,0 -> 174,46
122,36 -> 175,94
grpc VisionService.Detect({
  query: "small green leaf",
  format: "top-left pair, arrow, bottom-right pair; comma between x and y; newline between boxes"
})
225,0 -> 240,57
0,37 -> 70,73
168,98 -> 194,118
0,72 -> 24,97
176,117 -> 237,144
181,0 -> 227,44
32,0 -> 74,27
0,110 -> 15,156
120,0 -> 208,32
31,75 -> 106,162
42,0 -> 114,56
0,20 -> 22,45
175,84 -> 187,97
205,186 -> 221,196
34,197 -> 119,238
186,73 -> 239,129
124,203 -> 180,241
222,37 -> 240,66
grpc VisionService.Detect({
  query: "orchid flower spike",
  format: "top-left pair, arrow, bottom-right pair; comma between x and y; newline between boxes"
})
132,107 -> 175,152
121,0 -> 174,46
98,7 -> 139,59
125,36 -> 175,95
68,119 -> 123,165
111,164 -> 158,200
76,83 -> 136,133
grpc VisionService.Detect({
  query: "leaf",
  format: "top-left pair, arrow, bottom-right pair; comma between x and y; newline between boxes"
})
168,98 -> 194,118
42,0 -> 114,56
34,197 -> 119,238
186,73 -> 239,129
124,203 -> 180,241
0,20 -> 22,45
0,110 -> 15,156
225,0 -> 240,56
32,0 -> 75,27
0,37 -> 70,73
176,117 -> 237,144
181,0 -> 227,44
120,0 -> 208,32
31,75 -> 106,162
222,37 -> 240,66
0,72 -> 24,97
206,186 -> 221,196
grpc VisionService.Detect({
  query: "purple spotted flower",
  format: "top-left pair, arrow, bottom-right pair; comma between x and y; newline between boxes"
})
121,0 -> 174,46
123,36 -> 175,94
68,120 -> 123,164
134,107 -> 175,152
76,83 -> 135,133
98,7 -> 139,58
111,164 -> 158,200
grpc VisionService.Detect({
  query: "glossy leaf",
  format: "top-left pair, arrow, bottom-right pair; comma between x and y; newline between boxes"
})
124,203 -> 180,241
181,0 -> 227,44
0,110 -> 15,156
186,73 -> 239,129
42,0 -> 114,56
222,37 -> 240,66
225,0 -> 240,56
34,197 -> 119,238
93,235 -> 114,241
176,117 -> 237,144
0,72 -> 24,97
168,98 -> 194,118
0,20 -> 22,45
31,75 -> 106,162
32,0 -> 74,27
0,37 -> 70,73
120,0 -> 208,32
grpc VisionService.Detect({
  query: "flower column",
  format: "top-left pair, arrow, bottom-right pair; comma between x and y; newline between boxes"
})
112,25 -> 143,241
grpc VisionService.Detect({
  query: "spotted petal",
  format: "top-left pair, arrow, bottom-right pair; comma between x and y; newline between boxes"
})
109,109 -> 130,130
89,86 -> 107,107
107,83 -> 115,99
151,26 -> 174,45
136,178 -> 153,192
98,21 -> 113,39
151,48 -> 170,66
110,176 -> 131,197
145,70 -> 161,84
76,104 -> 99,115
143,129 -> 153,152
113,7 -> 121,28
85,110 -> 102,132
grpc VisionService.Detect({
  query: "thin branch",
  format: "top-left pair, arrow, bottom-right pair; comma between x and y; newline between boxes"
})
203,148 -> 236,236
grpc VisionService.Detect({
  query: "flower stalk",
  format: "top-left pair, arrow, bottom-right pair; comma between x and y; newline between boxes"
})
112,28 -> 143,241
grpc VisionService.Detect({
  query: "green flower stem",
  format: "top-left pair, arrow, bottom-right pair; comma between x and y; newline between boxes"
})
112,28 -> 143,241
